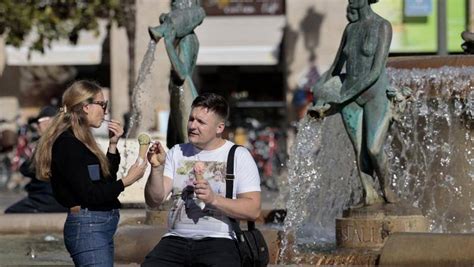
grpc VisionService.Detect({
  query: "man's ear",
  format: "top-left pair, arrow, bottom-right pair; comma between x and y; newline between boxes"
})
216,121 -> 225,134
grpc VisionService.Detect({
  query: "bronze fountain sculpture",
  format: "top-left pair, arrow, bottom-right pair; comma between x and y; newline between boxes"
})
308,0 -> 409,206
148,0 -> 205,148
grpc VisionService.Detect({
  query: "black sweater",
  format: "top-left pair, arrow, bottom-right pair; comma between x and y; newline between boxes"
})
50,130 -> 124,211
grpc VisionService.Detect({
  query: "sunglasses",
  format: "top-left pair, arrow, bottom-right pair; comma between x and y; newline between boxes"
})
90,100 -> 108,112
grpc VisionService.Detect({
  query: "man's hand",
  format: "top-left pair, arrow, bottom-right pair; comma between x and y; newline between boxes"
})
194,179 -> 217,205
147,141 -> 166,167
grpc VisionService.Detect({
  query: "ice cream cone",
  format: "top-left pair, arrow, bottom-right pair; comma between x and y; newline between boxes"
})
137,133 -> 151,161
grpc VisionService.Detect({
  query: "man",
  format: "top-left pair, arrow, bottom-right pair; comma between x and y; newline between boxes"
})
5,105 -> 67,213
143,93 -> 261,266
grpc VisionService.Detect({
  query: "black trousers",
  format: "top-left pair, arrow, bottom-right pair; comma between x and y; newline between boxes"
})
142,235 -> 241,267
5,193 -> 67,213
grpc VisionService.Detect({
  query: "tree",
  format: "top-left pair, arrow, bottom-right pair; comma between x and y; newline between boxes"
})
0,0 -> 138,113
0,0 -> 132,54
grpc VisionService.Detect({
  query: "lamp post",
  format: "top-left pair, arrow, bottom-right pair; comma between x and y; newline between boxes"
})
437,0 -> 448,55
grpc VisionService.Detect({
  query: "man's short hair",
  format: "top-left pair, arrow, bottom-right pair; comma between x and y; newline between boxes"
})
191,93 -> 229,121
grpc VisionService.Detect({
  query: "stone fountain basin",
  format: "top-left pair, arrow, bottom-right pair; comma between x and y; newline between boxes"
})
387,55 -> 474,69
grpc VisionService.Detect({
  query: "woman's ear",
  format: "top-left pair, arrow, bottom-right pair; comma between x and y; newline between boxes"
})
82,104 -> 89,114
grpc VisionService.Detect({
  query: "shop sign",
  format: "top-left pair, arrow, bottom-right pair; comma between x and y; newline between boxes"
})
404,0 -> 432,17
202,0 -> 285,16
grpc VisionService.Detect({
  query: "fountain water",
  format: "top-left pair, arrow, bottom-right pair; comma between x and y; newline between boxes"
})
387,64 -> 473,233
111,38 -> 155,173
126,39 -> 157,138
279,55 -> 474,264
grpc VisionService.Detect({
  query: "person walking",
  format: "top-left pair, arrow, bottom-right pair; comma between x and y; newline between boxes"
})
34,80 -> 148,266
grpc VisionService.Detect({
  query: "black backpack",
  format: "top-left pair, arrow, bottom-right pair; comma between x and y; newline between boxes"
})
225,145 -> 269,267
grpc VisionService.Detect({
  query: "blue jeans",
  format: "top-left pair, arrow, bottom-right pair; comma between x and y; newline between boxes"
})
142,235 -> 241,267
63,208 -> 119,267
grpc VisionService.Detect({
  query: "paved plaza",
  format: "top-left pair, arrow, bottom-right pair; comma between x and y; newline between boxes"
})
0,187 -> 280,265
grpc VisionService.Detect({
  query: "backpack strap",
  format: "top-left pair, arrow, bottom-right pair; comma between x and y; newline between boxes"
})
225,144 -> 239,199
225,145 -> 255,233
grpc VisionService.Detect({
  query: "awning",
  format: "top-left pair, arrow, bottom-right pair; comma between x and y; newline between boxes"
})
5,23 -> 107,66
5,16 -> 285,66
6,44 -> 103,66
195,16 -> 286,65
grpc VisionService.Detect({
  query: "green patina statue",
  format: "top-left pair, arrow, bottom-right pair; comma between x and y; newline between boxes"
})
148,0 -> 205,148
309,0 -> 401,205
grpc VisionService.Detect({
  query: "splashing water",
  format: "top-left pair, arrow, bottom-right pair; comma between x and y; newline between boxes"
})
387,66 -> 473,233
126,39 -> 158,138
120,40 -> 157,177
280,66 -> 473,263
280,115 -> 361,262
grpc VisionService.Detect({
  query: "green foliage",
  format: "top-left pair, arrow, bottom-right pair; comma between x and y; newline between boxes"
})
0,0 -> 132,53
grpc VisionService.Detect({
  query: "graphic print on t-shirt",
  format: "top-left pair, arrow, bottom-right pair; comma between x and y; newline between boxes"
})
173,160 -> 226,195
169,160 -> 227,229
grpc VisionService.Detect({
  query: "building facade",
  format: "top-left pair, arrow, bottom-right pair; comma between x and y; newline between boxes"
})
0,0 -> 472,134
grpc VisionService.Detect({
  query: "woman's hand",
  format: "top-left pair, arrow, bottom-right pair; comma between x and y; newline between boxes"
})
107,120 -> 123,144
122,160 -> 148,187
147,141 -> 166,168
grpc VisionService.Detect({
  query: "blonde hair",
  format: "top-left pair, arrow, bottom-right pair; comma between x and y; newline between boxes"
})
35,80 -> 111,181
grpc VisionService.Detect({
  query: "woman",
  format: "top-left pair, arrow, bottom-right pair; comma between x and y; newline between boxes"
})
34,80 -> 147,266
310,0 -> 398,205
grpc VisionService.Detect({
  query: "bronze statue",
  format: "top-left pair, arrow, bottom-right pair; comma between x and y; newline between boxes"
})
309,0 -> 399,205
148,0 -> 205,148
461,30 -> 474,54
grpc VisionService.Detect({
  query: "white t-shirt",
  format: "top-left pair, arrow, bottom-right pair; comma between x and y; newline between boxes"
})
163,140 -> 261,239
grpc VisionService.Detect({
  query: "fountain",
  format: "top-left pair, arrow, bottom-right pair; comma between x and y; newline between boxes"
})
278,57 -> 474,265
276,56 -> 474,263
275,0 -> 473,265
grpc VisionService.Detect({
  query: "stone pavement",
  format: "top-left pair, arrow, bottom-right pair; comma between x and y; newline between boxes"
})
0,186 -> 282,265
0,189 -> 26,211
0,190 -> 146,265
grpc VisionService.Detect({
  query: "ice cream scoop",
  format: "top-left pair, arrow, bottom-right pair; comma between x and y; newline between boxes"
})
194,161 -> 205,181
137,133 -> 151,161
